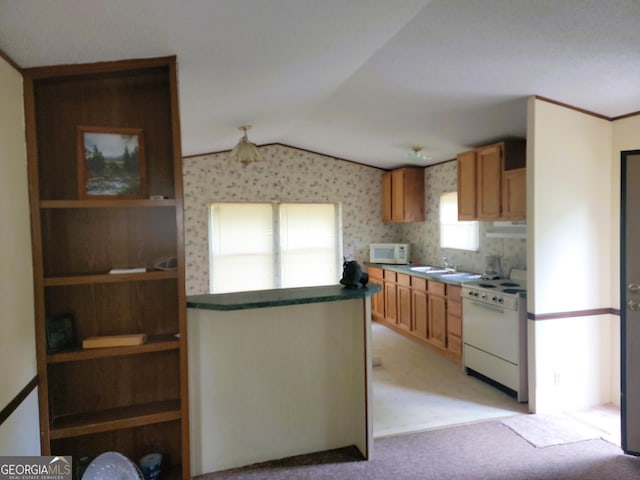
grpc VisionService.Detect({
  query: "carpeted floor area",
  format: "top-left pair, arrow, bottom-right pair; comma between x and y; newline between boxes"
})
197,420 -> 640,479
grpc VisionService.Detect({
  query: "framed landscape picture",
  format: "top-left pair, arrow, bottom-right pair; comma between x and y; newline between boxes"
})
77,126 -> 147,199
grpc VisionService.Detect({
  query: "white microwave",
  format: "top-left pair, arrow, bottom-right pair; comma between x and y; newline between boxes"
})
369,243 -> 411,265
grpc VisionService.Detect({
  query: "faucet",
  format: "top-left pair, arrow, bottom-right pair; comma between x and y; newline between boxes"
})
443,257 -> 455,271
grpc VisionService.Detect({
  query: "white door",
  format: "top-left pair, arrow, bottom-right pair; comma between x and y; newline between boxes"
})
621,150 -> 640,455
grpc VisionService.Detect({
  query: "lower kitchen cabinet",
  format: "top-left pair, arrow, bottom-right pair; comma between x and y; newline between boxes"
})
367,265 -> 462,364
396,274 -> 412,331
383,270 -> 398,325
410,277 -> 428,340
446,285 -> 462,355
427,280 -> 447,350
368,267 -> 384,322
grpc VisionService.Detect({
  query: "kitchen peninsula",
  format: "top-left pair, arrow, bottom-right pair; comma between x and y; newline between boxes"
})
186,284 -> 381,475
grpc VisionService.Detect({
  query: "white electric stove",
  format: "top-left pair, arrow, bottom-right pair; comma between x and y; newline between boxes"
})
461,269 -> 528,402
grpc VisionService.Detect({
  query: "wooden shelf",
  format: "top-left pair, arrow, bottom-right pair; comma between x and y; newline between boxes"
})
50,400 -> 181,439
44,270 -> 177,286
40,199 -> 177,209
47,335 -> 180,363
26,56 -> 190,478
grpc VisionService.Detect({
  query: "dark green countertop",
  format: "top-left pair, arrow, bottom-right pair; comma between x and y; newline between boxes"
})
187,284 -> 382,311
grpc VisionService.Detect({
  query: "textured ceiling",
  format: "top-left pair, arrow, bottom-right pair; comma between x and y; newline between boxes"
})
1,0 -> 639,168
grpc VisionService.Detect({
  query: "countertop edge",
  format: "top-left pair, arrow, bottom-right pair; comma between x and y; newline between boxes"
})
187,284 -> 382,311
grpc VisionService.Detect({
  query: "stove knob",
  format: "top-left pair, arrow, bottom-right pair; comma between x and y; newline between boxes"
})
497,297 -> 504,304
492,296 -> 498,302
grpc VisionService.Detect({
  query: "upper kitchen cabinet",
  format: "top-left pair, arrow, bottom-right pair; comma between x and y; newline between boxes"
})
381,167 -> 425,223
456,140 -> 526,221
456,150 -> 477,220
501,167 -> 526,220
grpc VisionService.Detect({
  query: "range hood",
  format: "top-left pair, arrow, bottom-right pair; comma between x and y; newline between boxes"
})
486,221 -> 527,239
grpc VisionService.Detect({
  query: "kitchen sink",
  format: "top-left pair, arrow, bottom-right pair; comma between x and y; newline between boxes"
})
408,266 -> 481,280
409,266 -> 438,272
409,266 -> 459,274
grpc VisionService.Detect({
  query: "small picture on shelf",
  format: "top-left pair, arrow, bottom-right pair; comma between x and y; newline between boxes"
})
77,126 -> 146,199
45,313 -> 78,354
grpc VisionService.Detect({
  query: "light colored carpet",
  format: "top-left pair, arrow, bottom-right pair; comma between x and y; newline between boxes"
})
501,413 -> 601,447
371,321 -> 528,437
502,404 -> 621,448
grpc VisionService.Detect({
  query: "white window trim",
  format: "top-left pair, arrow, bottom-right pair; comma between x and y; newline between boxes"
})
439,192 -> 479,252
209,201 -> 343,293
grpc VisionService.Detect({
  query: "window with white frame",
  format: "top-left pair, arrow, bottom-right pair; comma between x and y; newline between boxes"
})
439,192 -> 479,251
210,202 -> 342,293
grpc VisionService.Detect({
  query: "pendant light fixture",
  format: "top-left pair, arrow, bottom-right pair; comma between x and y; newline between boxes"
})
228,125 -> 264,165
405,145 -> 432,162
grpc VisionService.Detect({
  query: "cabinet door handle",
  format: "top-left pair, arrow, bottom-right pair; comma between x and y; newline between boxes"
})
627,300 -> 640,311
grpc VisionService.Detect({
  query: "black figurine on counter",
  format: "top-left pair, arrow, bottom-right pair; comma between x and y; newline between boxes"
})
340,259 -> 369,289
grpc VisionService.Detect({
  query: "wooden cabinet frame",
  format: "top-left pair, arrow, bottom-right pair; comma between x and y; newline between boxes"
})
457,140 -> 526,221
382,168 -> 425,223
24,57 -> 190,479
369,266 -> 462,364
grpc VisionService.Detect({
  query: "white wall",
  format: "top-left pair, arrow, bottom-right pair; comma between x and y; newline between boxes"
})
0,57 -> 39,453
188,299 -> 370,474
528,97 -> 615,413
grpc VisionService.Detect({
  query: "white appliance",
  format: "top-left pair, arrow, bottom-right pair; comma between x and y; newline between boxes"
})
461,269 -> 528,402
369,243 -> 411,264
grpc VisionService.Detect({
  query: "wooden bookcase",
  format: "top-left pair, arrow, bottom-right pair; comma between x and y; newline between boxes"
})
23,57 -> 189,479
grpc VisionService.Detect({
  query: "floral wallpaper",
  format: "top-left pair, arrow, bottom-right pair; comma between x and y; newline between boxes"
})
401,161 -> 527,276
182,145 -> 526,294
182,144 -> 400,294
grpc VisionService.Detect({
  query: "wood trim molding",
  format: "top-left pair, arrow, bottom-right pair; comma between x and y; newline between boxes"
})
183,142 -> 387,170
0,47 -> 22,72
534,95 -> 611,120
0,375 -> 38,427
612,110 -> 640,121
528,307 -> 620,321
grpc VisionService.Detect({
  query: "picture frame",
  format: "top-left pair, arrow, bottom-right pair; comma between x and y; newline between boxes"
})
77,126 -> 147,199
45,313 -> 79,354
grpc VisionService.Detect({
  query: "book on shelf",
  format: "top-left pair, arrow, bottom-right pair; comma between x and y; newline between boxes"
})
82,333 -> 148,349
108,266 -> 147,274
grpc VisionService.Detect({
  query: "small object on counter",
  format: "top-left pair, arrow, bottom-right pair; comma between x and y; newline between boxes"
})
340,259 -> 369,289
83,333 -> 147,349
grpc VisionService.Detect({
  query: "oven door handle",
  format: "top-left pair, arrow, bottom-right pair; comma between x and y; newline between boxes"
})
465,300 -> 505,314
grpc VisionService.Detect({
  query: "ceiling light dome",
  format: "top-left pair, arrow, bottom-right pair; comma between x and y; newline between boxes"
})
405,146 -> 432,162
228,125 -> 264,165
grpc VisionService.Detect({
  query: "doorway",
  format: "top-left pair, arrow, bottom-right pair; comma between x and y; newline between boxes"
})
620,149 -> 640,455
